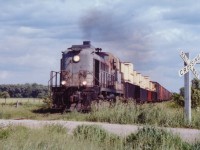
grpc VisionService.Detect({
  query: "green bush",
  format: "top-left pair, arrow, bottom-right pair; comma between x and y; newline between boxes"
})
42,95 -> 53,108
124,127 -> 190,150
191,88 -> 200,108
172,93 -> 184,107
177,78 -> 200,109
173,89 -> 200,108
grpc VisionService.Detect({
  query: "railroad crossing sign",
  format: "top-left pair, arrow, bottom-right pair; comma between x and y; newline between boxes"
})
179,51 -> 200,123
179,51 -> 200,79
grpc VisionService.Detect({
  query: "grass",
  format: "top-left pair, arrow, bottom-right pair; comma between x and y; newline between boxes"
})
74,125 -> 123,149
0,124 -> 199,150
85,101 -> 200,129
0,98 -> 43,119
1,98 -> 200,149
0,98 -> 43,104
0,98 -> 200,129
0,125 -> 101,150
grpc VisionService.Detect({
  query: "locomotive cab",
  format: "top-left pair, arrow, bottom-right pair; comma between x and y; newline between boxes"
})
61,41 -> 95,88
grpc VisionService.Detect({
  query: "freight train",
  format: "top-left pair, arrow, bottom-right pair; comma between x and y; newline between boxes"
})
49,41 -> 171,111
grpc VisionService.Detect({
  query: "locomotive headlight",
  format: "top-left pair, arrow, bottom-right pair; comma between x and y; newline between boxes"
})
73,55 -> 80,62
61,80 -> 67,85
82,81 -> 87,86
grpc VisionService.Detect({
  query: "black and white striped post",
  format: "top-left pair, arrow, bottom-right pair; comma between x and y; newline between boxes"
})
179,51 -> 200,123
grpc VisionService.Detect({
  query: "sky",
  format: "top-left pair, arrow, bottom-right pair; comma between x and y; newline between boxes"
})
1,0 -> 200,92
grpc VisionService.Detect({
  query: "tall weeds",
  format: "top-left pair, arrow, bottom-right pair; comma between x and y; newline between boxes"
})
85,101 -> 200,129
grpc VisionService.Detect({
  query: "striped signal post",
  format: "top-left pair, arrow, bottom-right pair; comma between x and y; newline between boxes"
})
179,51 -> 200,123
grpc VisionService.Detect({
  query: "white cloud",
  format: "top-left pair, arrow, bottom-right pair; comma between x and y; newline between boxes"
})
17,26 -> 42,35
0,71 -> 10,80
154,28 -> 183,43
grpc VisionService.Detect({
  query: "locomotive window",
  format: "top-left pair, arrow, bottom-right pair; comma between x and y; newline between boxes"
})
105,64 -> 108,72
100,63 -> 105,71
101,63 -> 104,71
100,62 -> 109,72
104,56 -> 109,61
94,59 -> 100,86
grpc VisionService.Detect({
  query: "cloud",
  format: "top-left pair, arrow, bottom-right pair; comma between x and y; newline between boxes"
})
0,0 -> 200,92
0,71 -> 10,80
163,5 -> 200,25
0,1 -> 86,84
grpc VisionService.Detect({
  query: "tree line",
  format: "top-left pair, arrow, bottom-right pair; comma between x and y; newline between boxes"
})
0,83 -> 48,98
172,78 -> 200,108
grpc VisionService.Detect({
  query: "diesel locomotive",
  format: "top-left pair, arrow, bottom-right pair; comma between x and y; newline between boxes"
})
49,41 -> 171,111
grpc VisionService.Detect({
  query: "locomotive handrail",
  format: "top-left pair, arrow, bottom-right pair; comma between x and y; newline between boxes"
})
99,71 -> 115,88
48,71 -> 60,83
48,71 -> 61,89
49,69 -> 117,89
49,69 -> 116,89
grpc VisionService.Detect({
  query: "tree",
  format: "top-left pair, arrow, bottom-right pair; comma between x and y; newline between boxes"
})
192,78 -> 200,90
180,87 -> 184,97
37,92 -> 46,99
1,91 -> 10,104
0,83 -> 48,98
172,93 -> 184,107
174,78 -> 200,108
191,88 -> 200,108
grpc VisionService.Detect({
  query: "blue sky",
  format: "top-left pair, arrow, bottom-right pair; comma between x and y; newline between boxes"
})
1,0 -> 200,92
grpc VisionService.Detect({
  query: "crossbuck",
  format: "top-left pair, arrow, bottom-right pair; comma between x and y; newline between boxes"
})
179,51 -> 200,79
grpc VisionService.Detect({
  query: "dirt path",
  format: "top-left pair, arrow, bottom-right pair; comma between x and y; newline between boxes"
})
0,119 -> 200,143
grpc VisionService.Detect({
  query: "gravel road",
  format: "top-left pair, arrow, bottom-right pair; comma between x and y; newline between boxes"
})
0,119 -> 200,143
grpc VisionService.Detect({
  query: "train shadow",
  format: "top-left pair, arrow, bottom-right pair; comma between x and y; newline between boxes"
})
32,107 -> 64,114
32,105 -> 85,114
